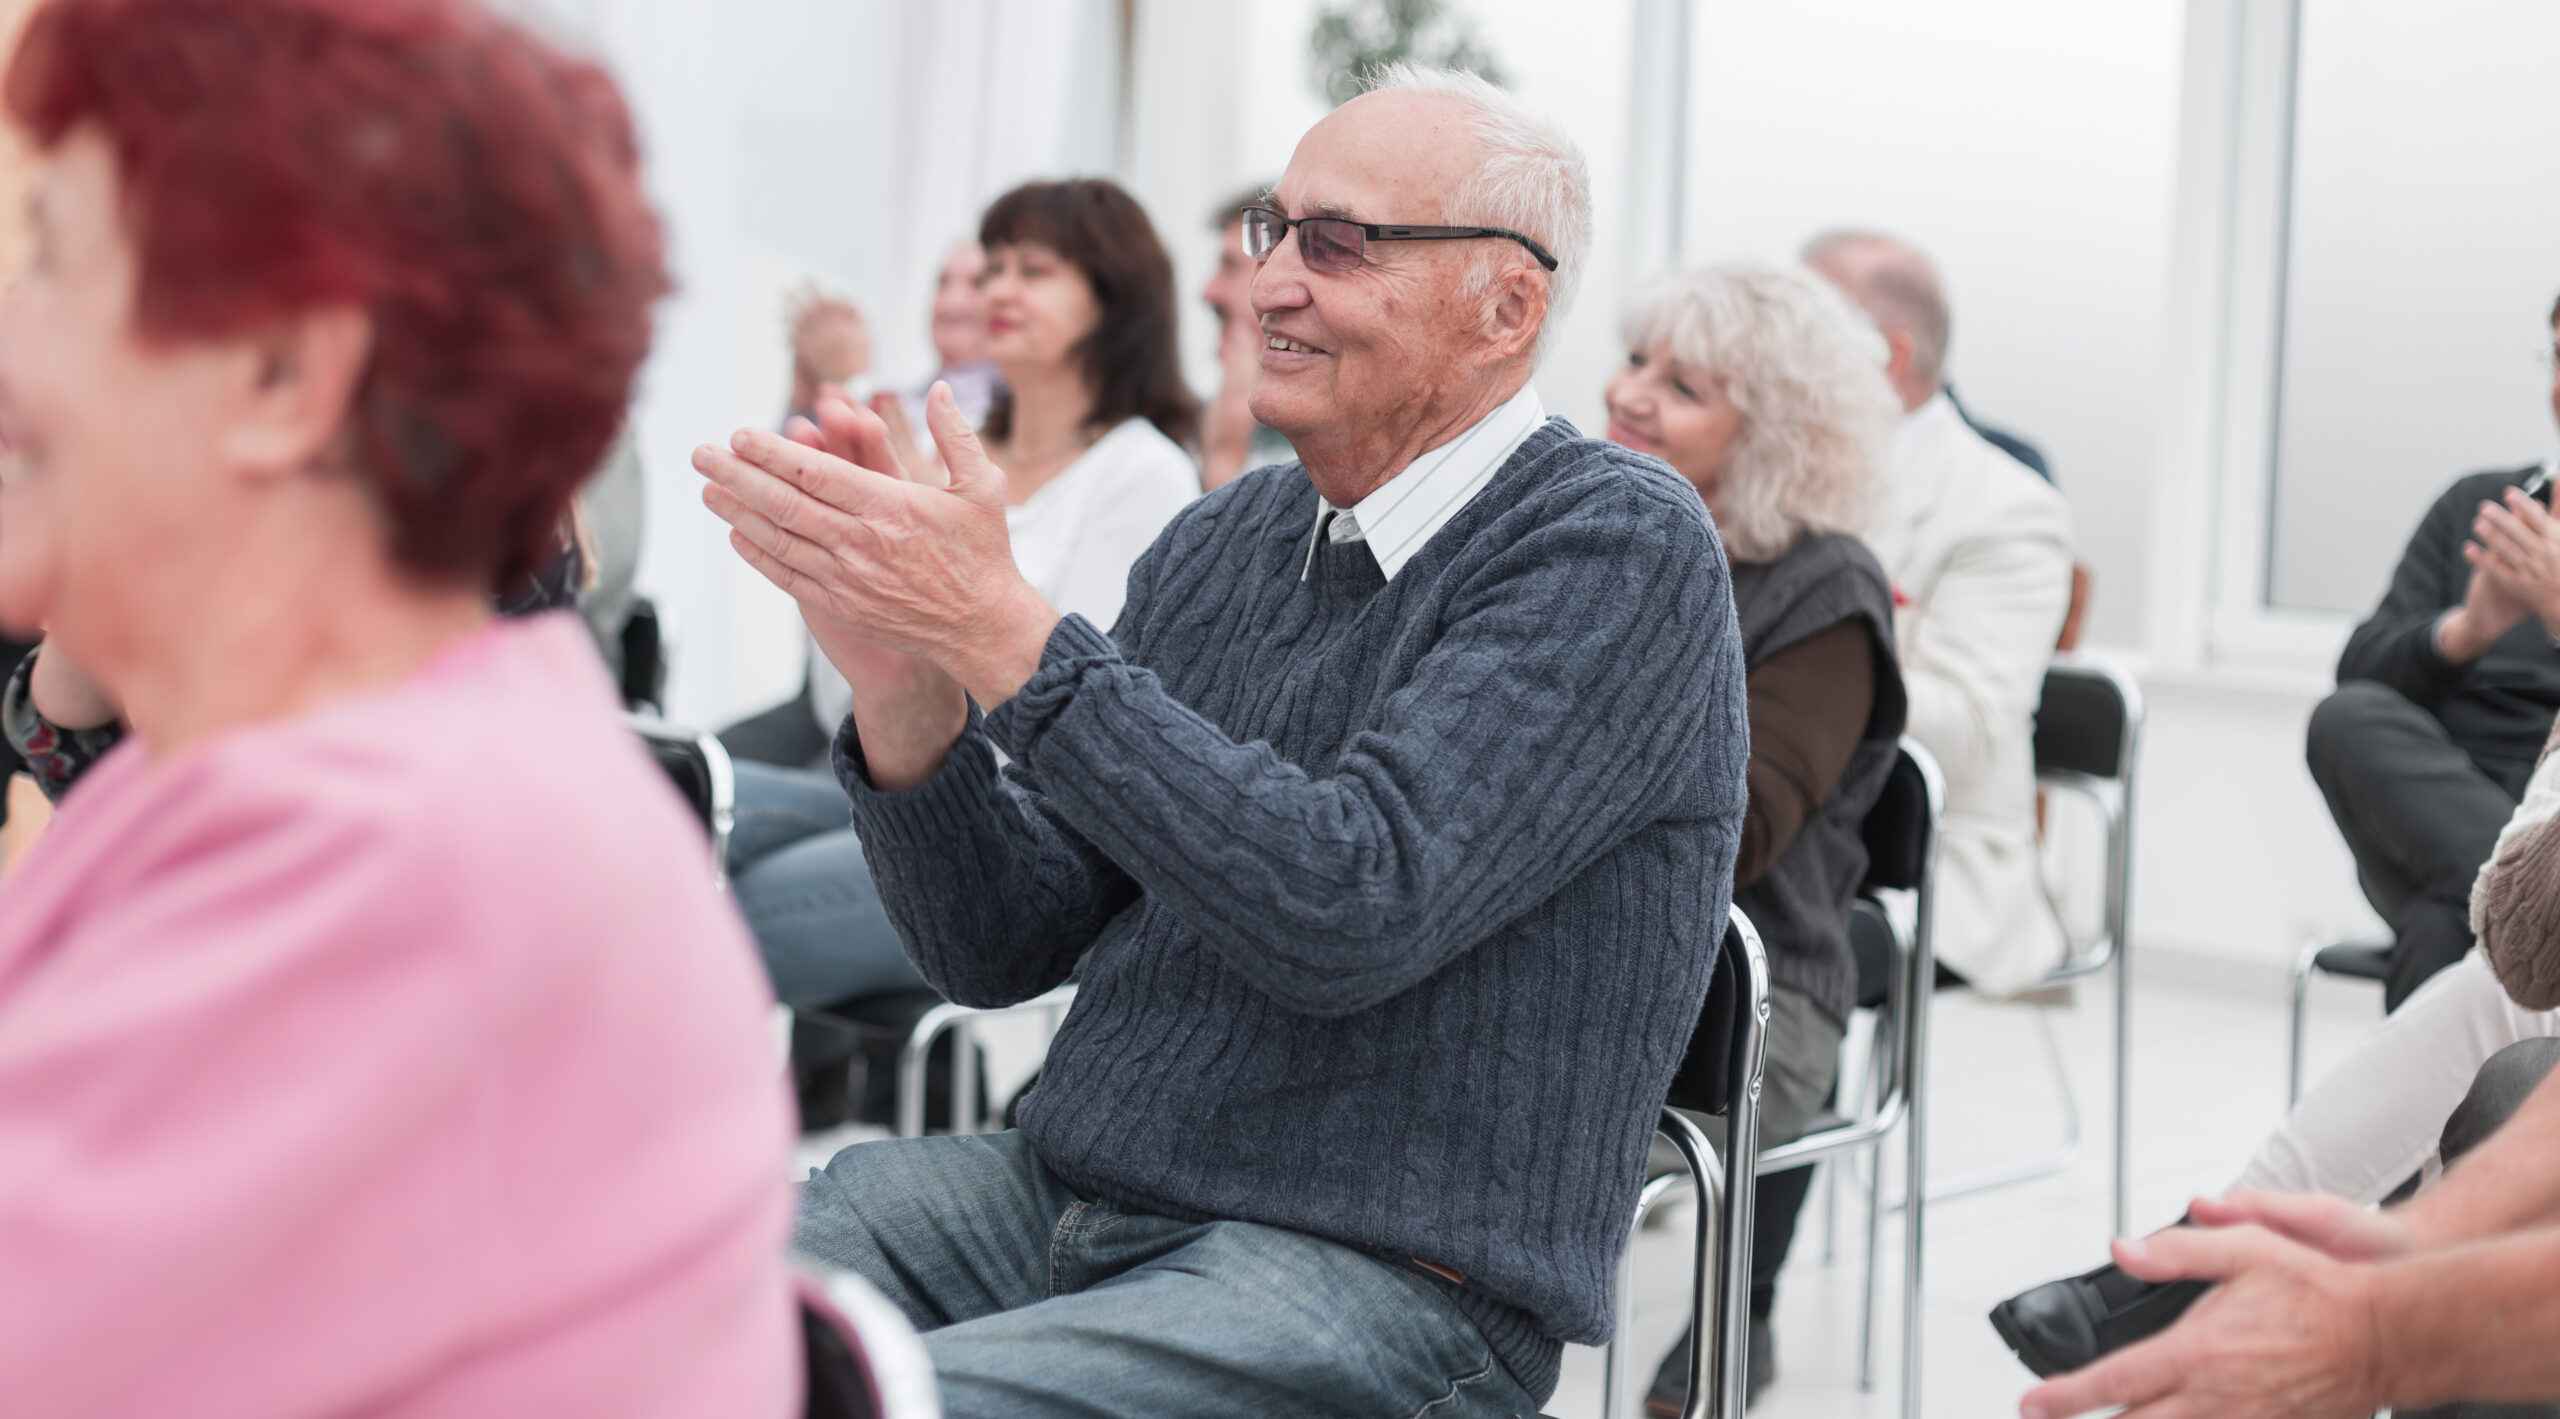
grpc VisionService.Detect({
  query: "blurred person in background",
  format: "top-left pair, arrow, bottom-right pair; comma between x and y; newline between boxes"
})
1804,227 -> 2075,997
1199,183 -> 1294,489
1606,262 -> 1907,1413
722,177 -> 1199,1013
2300,293 -> 2560,1011
0,0 -> 794,1414
694,65 -> 1742,1417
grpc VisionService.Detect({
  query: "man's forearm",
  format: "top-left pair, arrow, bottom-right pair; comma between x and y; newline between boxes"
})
2374,1226 -> 2560,1409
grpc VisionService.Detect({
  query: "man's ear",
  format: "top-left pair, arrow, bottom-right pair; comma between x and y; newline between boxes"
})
218,306 -> 374,483
1478,262 -> 1550,365
1881,328 -> 1919,391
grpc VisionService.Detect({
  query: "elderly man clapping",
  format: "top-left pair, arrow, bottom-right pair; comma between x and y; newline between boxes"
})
695,67 -> 1748,1418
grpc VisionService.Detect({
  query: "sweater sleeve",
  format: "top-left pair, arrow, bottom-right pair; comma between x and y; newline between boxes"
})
1736,620 -> 1876,890
2338,479 -> 2475,702
2471,715 -> 2560,1008
941,479 -> 1743,1020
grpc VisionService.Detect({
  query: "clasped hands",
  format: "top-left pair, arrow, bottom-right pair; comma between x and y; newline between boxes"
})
2021,1189 -> 2408,1419
692,382 -> 1059,790
2444,484 -> 2560,661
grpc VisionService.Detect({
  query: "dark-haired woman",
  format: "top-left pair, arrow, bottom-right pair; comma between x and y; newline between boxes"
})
730,177 -> 1199,1012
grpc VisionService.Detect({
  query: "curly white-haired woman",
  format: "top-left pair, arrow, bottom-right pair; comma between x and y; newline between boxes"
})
1604,261 -> 1908,1413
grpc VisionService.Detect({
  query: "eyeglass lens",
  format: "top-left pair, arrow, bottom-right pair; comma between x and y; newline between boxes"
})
1242,209 -> 1366,274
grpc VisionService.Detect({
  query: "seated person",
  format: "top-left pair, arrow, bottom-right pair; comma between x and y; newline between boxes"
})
1995,707 -> 2560,1380
2022,1038 -> 2560,1419
1199,183 -> 1296,490
1602,262 -> 1907,1411
721,177 -> 1201,1011
0,0 -> 792,1409
691,66 -> 1747,1417
1803,229 -> 2075,994
2303,296 -> 2560,1009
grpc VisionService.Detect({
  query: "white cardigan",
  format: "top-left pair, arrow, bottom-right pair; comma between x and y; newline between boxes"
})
809,417 -> 1198,731
1866,396 -> 2076,995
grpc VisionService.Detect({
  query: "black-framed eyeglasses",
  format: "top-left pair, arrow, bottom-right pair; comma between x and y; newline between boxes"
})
1239,205 -> 1558,275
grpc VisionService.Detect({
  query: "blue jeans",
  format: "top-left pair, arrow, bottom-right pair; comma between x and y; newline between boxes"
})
727,761 -> 929,1008
796,1131 -> 1540,1419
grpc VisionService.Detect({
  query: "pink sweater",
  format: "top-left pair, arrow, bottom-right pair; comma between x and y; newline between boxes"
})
0,616 -> 797,1416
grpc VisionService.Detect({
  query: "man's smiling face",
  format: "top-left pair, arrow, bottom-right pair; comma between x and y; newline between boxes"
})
1246,89 -> 1499,472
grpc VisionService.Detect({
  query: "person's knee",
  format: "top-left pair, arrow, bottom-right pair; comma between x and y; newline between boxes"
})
2306,680 -> 2423,788
2440,1039 -> 2560,1166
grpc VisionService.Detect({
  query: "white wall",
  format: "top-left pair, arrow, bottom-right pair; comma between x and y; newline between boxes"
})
2266,0 -> 2560,615
1676,0 -> 2185,650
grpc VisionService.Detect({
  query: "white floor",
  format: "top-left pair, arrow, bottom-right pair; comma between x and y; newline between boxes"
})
1547,964 -> 2396,1419
788,963 -> 2398,1419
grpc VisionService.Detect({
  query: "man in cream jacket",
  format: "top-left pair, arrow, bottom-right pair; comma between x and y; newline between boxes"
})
1806,229 -> 2074,995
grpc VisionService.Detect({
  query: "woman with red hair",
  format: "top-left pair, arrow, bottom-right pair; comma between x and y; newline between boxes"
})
0,1 -> 795,1413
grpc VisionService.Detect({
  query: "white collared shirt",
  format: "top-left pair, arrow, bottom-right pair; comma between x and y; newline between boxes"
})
1888,389 -> 1957,471
1303,384 -> 1549,582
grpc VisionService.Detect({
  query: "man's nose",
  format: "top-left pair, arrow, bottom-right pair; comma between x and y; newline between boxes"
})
1250,240 -> 1311,316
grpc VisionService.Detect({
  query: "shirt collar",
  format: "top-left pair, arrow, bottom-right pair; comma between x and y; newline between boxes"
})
1302,384 -> 1548,582
1888,389 -> 1955,469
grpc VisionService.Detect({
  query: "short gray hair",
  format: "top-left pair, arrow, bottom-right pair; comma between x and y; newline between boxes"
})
1800,228 -> 1951,389
1621,262 -> 1899,561
1361,63 -> 1591,358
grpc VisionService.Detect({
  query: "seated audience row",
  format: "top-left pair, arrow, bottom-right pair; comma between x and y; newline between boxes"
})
0,3 -> 2107,1410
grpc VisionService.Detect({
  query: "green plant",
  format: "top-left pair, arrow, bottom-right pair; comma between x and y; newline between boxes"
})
1308,0 -> 1507,108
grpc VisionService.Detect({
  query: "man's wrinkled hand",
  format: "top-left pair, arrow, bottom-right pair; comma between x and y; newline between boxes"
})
2020,1225 -> 2386,1419
693,381 -> 1058,709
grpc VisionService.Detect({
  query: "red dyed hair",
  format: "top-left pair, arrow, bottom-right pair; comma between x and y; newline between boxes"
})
4,0 -> 667,588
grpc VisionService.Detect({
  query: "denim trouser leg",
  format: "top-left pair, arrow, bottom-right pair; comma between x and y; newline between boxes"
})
728,761 -> 930,1009
796,1132 -> 1540,1419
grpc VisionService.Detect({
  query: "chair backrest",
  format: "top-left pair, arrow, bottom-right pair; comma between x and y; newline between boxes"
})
626,714 -> 737,880
1859,741 -> 1941,895
1665,907 -> 1771,1118
2032,657 -> 2142,783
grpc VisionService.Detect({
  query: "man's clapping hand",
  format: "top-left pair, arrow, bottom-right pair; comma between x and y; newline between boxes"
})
693,381 -> 1059,789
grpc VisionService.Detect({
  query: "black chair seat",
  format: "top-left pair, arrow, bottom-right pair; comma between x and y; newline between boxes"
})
2312,938 -> 2394,981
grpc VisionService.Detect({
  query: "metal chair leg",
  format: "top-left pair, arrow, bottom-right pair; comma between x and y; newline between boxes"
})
1607,1121 -> 1722,1419
2112,922 -> 2132,1240
2288,939 -> 2319,1108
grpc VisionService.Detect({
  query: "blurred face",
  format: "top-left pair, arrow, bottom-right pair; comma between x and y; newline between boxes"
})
931,242 -> 988,369
0,128 -> 247,645
2546,318 -> 2560,431
979,240 -> 1099,384
1202,219 -> 1255,330
1605,343 -> 1744,515
1248,90 -> 1526,463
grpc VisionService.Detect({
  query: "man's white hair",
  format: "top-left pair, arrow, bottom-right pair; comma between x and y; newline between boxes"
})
1621,262 -> 1899,561
1360,63 -> 1592,358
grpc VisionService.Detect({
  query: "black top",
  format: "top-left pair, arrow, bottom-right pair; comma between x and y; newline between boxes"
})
0,635 -> 32,828
1729,532 -> 1909,1026
2339,465 -> 2560,770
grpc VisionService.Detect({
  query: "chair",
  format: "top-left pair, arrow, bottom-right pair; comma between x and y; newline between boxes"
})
627,713 -> 737,887
799,1262 -> 942,1419
2287,933 -> 2393,1105
1603,904 -> 1771,1419
1778,738 -> 1943,1416
1927,655 -> 2146,1238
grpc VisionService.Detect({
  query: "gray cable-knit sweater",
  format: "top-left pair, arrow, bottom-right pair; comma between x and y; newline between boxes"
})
835,420 -> 1749,1403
